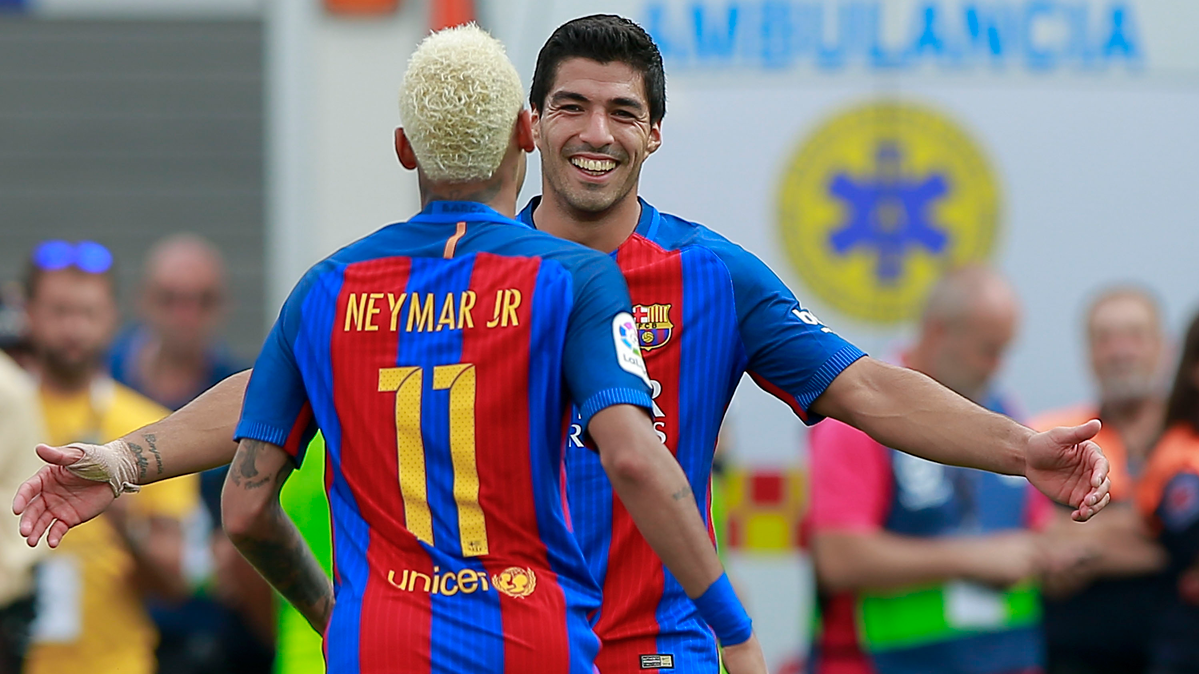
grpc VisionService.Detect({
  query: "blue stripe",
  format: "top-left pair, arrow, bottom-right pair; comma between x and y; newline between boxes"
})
565,440 -> 613,624
527,261 -> 601,673
653,248 -> 738,660
294,266 -> 366,674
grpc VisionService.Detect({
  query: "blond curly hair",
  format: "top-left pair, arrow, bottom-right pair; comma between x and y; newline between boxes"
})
399,24 -> 524,183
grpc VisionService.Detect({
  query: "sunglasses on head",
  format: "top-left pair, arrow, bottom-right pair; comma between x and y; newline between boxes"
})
32,240 -> 114,274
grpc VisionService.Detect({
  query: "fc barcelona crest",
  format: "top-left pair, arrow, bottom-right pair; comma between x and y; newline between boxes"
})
632,304 -> 674,352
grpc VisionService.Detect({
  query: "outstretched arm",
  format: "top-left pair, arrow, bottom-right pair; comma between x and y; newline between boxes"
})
221,438 -> 333,634
13,370 -> 250,547
811,358 -> 1111,521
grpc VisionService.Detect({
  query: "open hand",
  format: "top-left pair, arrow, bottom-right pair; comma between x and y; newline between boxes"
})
11,444 -> 118,548
1025,420 -> 1111,522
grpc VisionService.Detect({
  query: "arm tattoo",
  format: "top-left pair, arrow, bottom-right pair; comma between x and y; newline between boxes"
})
230,440 -> 271,490
144,433 -> 164,476
230,506 -> 333,632
127,442 -> 150,481
226,439 -> 333,631
672,487 -> 693,501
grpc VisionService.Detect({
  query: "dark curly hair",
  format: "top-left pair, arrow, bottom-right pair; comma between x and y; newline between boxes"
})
529,14 -> 666,125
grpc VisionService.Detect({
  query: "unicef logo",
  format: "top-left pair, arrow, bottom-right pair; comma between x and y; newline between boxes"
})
777,102 -> 1000,324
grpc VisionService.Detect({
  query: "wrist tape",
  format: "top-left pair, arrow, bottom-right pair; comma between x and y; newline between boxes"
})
693,573 -> 753,646
65,440 -> 142,498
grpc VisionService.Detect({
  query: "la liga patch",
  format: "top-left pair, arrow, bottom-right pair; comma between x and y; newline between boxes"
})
613,312 -> 651,387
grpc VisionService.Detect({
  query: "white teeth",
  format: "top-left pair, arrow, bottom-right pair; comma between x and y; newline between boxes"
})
570,157 -> 616,173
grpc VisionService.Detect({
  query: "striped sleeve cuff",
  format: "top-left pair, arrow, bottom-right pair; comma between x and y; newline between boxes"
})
578,387 -> 654,433
795,346 -> 868,420
233,420 -> 291,449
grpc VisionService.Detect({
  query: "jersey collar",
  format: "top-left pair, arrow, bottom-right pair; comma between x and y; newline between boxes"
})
410,200 -> 532,228
517,196 -> 662,243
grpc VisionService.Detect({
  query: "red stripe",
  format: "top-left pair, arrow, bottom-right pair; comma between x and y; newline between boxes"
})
591,235 -> 684,664
283,403 -> 314,459
463,252 -> 572,672
329,257 -> 435,673
749,371 -> 809,422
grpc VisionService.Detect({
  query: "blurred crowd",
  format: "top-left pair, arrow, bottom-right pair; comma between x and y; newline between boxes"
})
805,269 -> 1199,674
2,236 -> 1199,674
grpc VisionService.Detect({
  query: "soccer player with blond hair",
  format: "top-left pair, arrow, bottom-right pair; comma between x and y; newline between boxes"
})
16,24 -> 766,674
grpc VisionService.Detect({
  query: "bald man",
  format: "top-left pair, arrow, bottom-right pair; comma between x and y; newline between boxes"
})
110,234 -> 244,411
806,267 -> 1059,674
108,235 -> 265,674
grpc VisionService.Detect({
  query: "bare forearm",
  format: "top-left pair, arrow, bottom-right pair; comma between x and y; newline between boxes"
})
1052,508 -> 1167,577
123,370 -> 250,484
123,520 -> 189,601
813,359 -> 1029,476
812,531 -> 979,592
592,407 -> 724,598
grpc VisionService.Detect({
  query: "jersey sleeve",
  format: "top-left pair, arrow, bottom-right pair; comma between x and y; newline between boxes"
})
560,253 -> 654,432
1156,471 -> 1199,566
234,269 -> 320,467
806,420 -> 891,532
715,243 -> 865,424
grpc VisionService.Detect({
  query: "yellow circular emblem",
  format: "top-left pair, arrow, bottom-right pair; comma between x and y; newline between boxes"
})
777,102 -> 1000,324
492,567 -> 537,599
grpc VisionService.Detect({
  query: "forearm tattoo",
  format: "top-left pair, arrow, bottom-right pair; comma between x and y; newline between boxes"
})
227,440 -> 333,630
126,433 -> 165,482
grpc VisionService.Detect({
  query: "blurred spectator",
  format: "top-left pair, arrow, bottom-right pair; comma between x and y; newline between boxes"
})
1136,310 -> 1199,674
109,234 -> 243,409
807,266 -> 1056,674
0,351 -> 47,674
1033,287 -> 1171,674
108,234 -> 271,674
19,240 -> 198,674
0,282 -> 32,367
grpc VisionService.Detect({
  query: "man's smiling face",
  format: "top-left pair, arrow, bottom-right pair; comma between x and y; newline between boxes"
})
533,57 -> 661,215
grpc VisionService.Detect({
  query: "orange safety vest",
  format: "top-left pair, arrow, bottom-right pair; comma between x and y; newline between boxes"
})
1032,406 -> 1135,502
1136,423 -> 1199,523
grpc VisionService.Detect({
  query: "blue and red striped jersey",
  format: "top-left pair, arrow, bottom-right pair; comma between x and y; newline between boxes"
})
235,201 -> 654,674
520,197 -> 866,673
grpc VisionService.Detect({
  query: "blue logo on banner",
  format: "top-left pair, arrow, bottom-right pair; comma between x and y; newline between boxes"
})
829,143 -> 949,284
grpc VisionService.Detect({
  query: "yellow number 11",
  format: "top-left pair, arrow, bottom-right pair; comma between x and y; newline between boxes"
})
378,364 -> 488,557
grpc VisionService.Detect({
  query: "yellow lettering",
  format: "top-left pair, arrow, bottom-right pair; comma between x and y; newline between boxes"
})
486,289 -> 504,328
502,289 -> 521,327
387,569 -> 406,590
458,291 -> 476,329
409,571 -> 431,593
458,569 -> 478,594
431,567 -> 440,595
436,294 -> 457,331
364,292 -> 384,331
344,293 -> 367,331
388,293 -> 407,331
441,572 -> 459,596
478,573 -> 490,592
407,293 -> 435,332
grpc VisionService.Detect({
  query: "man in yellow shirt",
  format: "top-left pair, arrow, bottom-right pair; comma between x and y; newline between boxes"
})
20,240 -> 198,674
